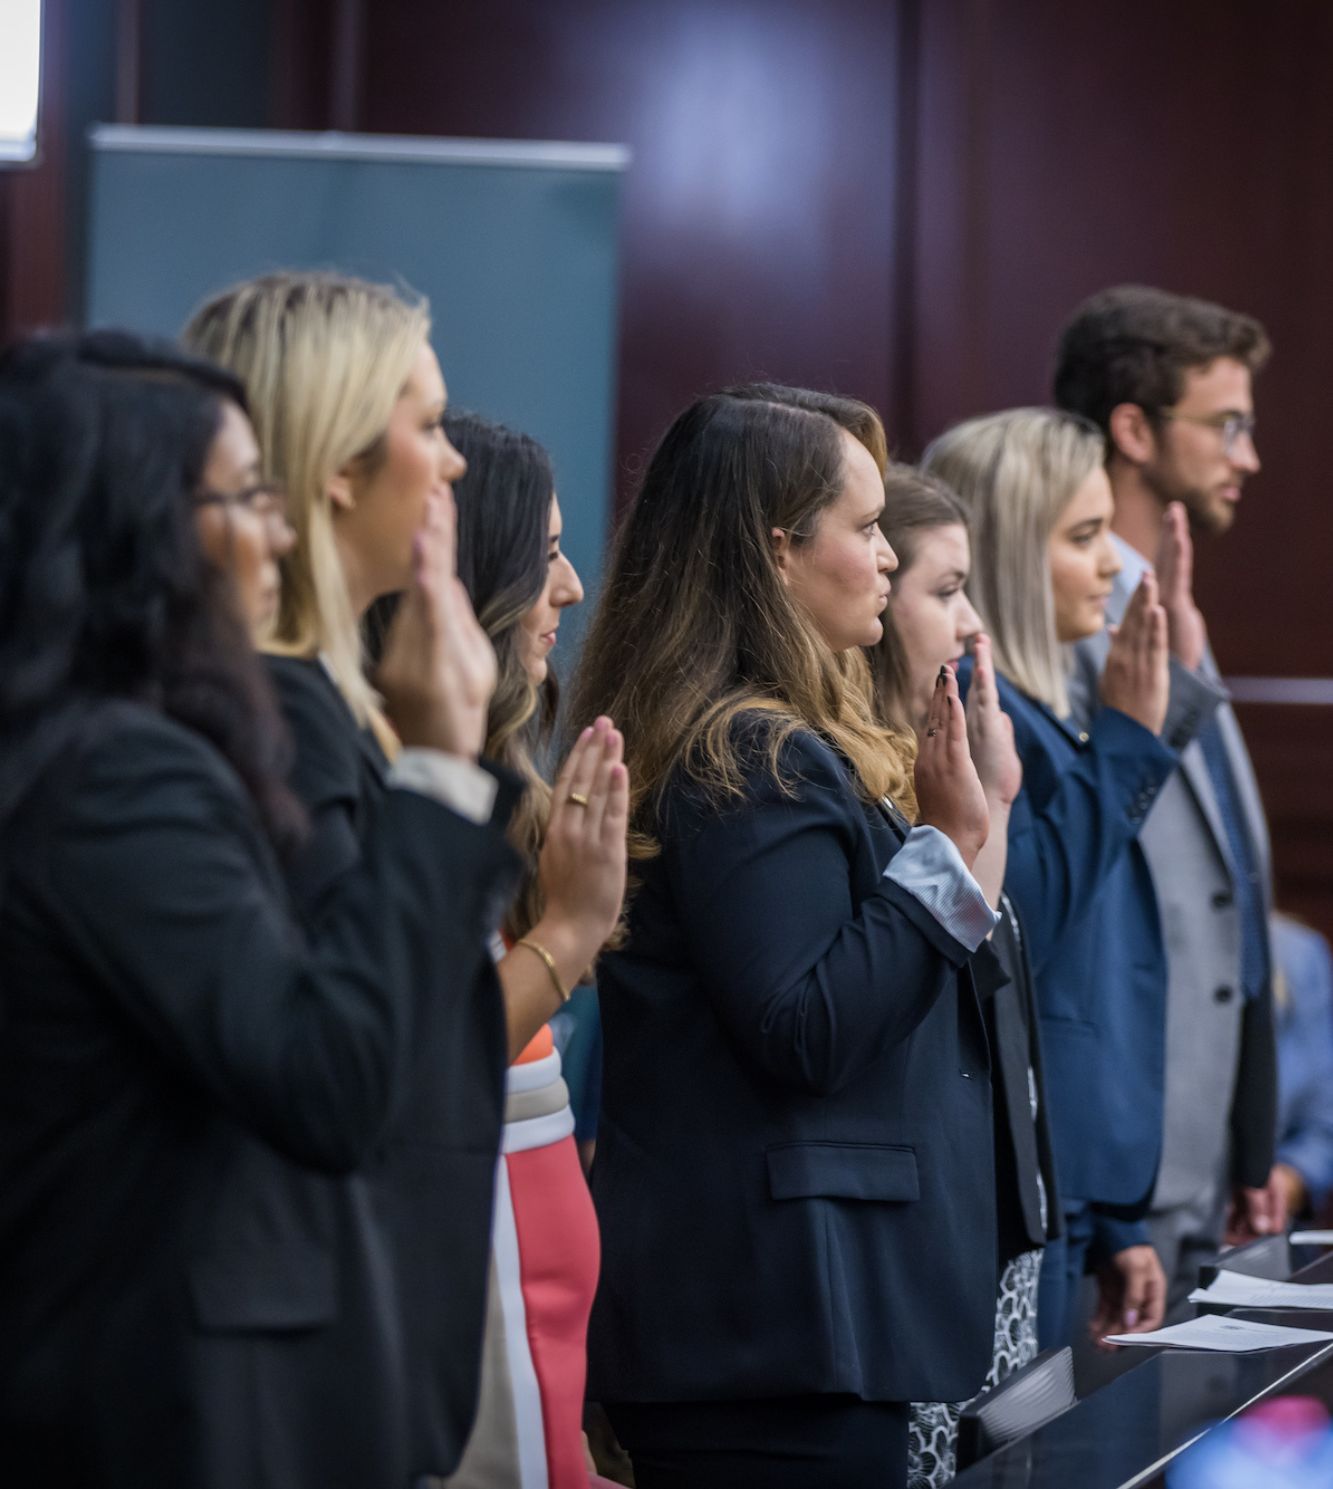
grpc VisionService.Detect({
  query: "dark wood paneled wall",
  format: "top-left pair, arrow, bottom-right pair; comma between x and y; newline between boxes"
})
354,0 -> 907,509
4,0 -> 1332,935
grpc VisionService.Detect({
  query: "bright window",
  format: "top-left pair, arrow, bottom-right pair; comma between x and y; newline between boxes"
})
0,0 -> 43,164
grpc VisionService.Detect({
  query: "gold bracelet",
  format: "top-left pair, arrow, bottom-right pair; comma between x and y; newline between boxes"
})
515,938 -> 571,1005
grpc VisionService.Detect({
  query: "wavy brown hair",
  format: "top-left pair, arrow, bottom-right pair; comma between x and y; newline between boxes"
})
870,464 -> 970,732
722,381 -> 889,474
448,412 -> 558,939
568,390 -> 916,860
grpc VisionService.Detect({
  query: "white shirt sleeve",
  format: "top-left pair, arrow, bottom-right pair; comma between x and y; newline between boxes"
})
388,748 -> 498,826
883,824 -> 1000,951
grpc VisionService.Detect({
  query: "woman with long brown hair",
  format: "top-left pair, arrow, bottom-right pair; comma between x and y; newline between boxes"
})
436,410 -> 622,1489
569,387 -> 1001,1489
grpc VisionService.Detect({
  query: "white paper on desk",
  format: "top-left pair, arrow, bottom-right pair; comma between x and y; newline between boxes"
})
1291,1230 -> 1333,1246
1105,1316 -> 1333,1351
1187,1269 -> 1333,1310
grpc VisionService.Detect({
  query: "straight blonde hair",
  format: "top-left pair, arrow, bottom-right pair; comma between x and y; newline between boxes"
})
922,408 -> 1104,717
183,271 -> 430,725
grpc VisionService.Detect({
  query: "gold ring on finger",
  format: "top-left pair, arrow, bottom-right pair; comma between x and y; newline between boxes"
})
568,792 -> 590,807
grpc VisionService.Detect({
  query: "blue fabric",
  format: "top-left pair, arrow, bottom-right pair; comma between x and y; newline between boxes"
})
1274,917 -> 1333,1207
549,984 -> 603,1143
963,663 -> 1178,1212
1037,1202 -> 1096,1350
1197,721 -> 1270,1002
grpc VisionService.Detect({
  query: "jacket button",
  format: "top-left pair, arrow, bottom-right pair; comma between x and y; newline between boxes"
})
1077,731 -> 1090,744
1212,889 -> 1234,910
1214,985 -> 1235,1004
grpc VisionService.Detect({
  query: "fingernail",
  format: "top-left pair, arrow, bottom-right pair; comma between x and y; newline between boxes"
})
580,726 -> 593,741
1124,1310 -> 1138,1328
937,666 -> 948,684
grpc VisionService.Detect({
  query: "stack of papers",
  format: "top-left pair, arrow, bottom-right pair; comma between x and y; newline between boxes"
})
1291,1230 -> 1333,1246
1104,1316 -> 1333,1352
1188,1270 -> 1333,1310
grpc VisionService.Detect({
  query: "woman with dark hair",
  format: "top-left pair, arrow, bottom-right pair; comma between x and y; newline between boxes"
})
0,329 -> 519,1489
440,411 -> 624,1489
873,465 -> 1059,1487
569,388 -> 1001,1489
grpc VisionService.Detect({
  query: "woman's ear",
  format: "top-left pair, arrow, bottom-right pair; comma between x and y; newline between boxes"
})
771,526 -> 792,585
326,466 -> 356,513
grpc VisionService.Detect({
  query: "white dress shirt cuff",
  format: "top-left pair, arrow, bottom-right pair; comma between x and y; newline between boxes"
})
883,824 -> 1000,952
389,749 -> 497,825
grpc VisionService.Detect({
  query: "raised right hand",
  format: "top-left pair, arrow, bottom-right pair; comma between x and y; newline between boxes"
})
376,491 -> 497,759
1099,571 -> 1169,736
537,717 -> 630,953
914,666 -> 989,868
964,633 -> 1021,808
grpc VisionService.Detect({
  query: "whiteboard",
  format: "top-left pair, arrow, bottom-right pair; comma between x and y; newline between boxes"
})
86,124 -> 628,650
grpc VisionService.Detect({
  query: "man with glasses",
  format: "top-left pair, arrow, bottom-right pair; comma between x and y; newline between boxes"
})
1055,284 -> 1279,1331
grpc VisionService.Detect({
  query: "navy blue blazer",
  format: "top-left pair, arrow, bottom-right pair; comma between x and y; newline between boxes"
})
979,668 -> 1178,1214
588,725 -> 997,1407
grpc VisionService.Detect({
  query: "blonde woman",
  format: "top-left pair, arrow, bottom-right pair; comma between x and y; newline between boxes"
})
922,408 -> 1182,1355
183,273 -> 627,1480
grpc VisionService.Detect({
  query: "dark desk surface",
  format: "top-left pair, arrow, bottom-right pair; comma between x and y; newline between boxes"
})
952,1249 -> 1333,1489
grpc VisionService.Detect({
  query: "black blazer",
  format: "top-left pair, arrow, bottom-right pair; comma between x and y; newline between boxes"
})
0,698 -> 517,1488
588,725 -> 997,1408
974,898 -> 1061,1261
264,656 -> 515,1470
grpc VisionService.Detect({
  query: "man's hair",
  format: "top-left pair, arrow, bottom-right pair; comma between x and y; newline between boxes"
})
1053,284 -> 1271,437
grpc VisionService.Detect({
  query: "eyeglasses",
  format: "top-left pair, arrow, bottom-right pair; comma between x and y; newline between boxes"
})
1151,408 -> 1257,458
193,481 -> 288,526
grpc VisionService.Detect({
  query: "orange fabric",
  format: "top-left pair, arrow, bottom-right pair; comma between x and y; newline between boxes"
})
513,1025 -> 554,1064
502,928 -> 556,1066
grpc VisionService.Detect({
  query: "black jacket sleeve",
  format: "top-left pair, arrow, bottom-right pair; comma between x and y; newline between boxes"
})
29,708 -> 519,1174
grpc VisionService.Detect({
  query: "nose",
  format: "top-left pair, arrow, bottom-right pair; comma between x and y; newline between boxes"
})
441,434 -> 466,484
958,593 -> 983,641
269,515 -> 298,559
557,554 -> 585,607
1099,532 -> 1122,579
877,530 -> 898,574
1231,428 -> 1260,476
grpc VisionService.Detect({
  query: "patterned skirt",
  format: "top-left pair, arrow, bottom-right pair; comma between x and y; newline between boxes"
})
907,1248 -> 1042,1488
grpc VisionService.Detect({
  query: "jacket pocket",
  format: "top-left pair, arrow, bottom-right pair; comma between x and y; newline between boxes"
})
189,1243 -> 337,1332
766,1141 -> 919,1202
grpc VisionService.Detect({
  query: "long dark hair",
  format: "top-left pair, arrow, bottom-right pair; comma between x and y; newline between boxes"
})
448,410 -> 558,938
568,389 -> 916,861
0,329 -> 305,854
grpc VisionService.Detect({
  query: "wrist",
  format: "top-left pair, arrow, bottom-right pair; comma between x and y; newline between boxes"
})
528,912 -> 598,994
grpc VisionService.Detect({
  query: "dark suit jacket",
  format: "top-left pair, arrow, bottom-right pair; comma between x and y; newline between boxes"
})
264,656 -> 515,1474
0,697 -> 517,1488
588,725 -> 997,1407
974,898 -> 1061,1261
987,671 -> 1177,1214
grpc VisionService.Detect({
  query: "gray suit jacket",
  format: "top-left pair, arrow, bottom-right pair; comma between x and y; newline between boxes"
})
1070,537 -> 1277,1207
